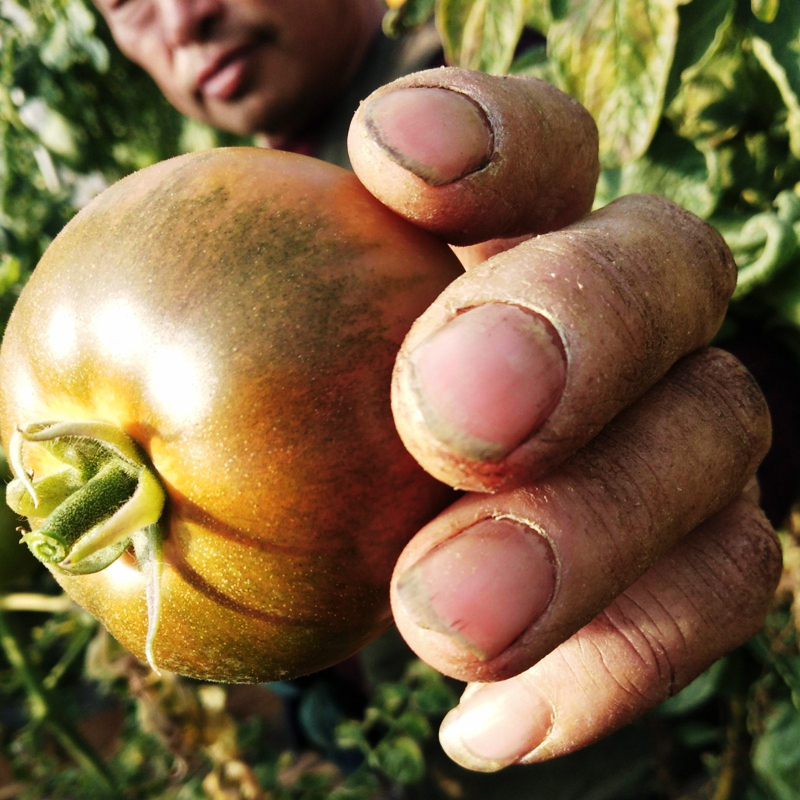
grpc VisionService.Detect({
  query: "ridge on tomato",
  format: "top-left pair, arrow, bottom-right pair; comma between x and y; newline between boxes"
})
0,148 -> 461,683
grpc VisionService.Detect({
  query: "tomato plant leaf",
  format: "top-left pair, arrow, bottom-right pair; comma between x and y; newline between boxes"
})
382,0 -> 436,37
752,0 -> 780,24
509,42 -> 557,81
371,735 -> 425,784
664,0 -> 733,106
596,124 -> 719,218
334,720 -> 368,753
374,682 -> 411,715
526,0 -> 553,33
395,710 -> 432,742
752,700 -> 800,800
547,0 -> 687,168
750,0 -> 800,158
656,658 -> 729,716
436,0 -> 527,74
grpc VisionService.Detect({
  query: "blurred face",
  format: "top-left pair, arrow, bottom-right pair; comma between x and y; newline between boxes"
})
93,0 -> 384,139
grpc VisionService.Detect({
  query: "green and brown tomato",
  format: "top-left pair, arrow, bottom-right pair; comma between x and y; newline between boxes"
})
0,148 -> 460,683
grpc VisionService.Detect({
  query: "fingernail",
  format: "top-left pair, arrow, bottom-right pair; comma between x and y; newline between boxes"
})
404,304 -> 566,462
395,518 -> 556,661
440,679 -> 554,771
364,87 -> 493,186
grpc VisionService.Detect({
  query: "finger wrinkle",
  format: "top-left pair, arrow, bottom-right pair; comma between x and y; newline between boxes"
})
616,588 -> 686,694
544,236 -> 651,355
689,516 -> 781,618
744,515 -> 783,589
620,587 -> 688,659
594,605 -> 677,701
658,558 -> 721,636
564,636 -> 610,695
549,472 -> 633,588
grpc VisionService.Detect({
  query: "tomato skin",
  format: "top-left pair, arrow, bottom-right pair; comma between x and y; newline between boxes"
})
0,149 -> 461,682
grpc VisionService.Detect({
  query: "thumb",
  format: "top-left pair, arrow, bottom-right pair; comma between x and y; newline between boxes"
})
347,67 -> 599,246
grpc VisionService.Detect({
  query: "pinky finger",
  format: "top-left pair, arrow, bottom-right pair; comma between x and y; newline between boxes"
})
438,496 -> 782,772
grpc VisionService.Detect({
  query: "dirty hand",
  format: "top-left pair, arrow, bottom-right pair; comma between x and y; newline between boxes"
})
347,68 -> 781,772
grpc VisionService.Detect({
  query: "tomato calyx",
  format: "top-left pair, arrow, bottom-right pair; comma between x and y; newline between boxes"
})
7,421 -> 166,672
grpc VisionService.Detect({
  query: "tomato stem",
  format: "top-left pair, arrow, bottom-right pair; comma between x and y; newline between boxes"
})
0,608 -> 118,793
7,420 -> 167,672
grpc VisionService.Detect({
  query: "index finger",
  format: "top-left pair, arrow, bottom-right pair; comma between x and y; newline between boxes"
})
347,68 -> 600,245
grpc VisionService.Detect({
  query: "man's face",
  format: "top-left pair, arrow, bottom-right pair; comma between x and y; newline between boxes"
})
94,0 -> 383,139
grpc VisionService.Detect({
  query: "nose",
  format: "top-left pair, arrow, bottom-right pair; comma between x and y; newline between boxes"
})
159,0 -> 222,47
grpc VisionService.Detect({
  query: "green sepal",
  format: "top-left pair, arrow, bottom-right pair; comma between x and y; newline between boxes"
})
53,538 -> 131,576
7,468 -> 86,518
9,421 -> 148,508
21,460 -> 138,566
60,465 -> 165,569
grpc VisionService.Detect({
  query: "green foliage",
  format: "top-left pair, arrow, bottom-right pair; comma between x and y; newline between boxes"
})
752,700 -> 800,799
0,0 -> 246,331
596,124 -> 719,218
4,1 -> 800,797
413,0 -> 800,327
750,1 -> 800,159
332,660 -> 458,788
382,0 -> 436,36
437,0 -> 528,73
547,0 -> 685,169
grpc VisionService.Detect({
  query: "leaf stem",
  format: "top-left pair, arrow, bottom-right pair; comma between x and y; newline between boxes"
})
0,608 -> 118,794
0,592 -> 74,613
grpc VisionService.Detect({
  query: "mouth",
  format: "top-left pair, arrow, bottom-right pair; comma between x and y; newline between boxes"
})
196,43 -> 260,102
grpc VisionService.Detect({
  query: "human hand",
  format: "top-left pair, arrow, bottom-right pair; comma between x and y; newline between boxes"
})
347,68 -> 782,772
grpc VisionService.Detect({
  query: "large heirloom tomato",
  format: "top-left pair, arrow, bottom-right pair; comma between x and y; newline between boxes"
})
0,148 -> 460,683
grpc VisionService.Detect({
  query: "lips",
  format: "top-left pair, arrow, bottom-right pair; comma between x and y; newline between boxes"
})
196,44 -> 258,101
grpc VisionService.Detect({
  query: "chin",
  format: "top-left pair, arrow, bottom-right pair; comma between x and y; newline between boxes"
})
229,98 -> 319,142
194,90 -> 275,138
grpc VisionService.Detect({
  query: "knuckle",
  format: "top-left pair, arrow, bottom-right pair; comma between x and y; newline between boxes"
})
679,500 -> 782,640
715,504 -> 782,619
677,349 -> 772,466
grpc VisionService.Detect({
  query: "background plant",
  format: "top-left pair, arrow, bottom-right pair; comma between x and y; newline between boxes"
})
3,0 -> 800,797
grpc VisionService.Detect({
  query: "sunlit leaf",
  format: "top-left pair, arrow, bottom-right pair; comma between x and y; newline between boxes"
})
437,0 -> 527,73
664,0 -> 733,105
548,0 -> 687,168
666,20 -> 756,147
19,99 -> 79,159
526,0 -> 553,33
752,0 -> 780,24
